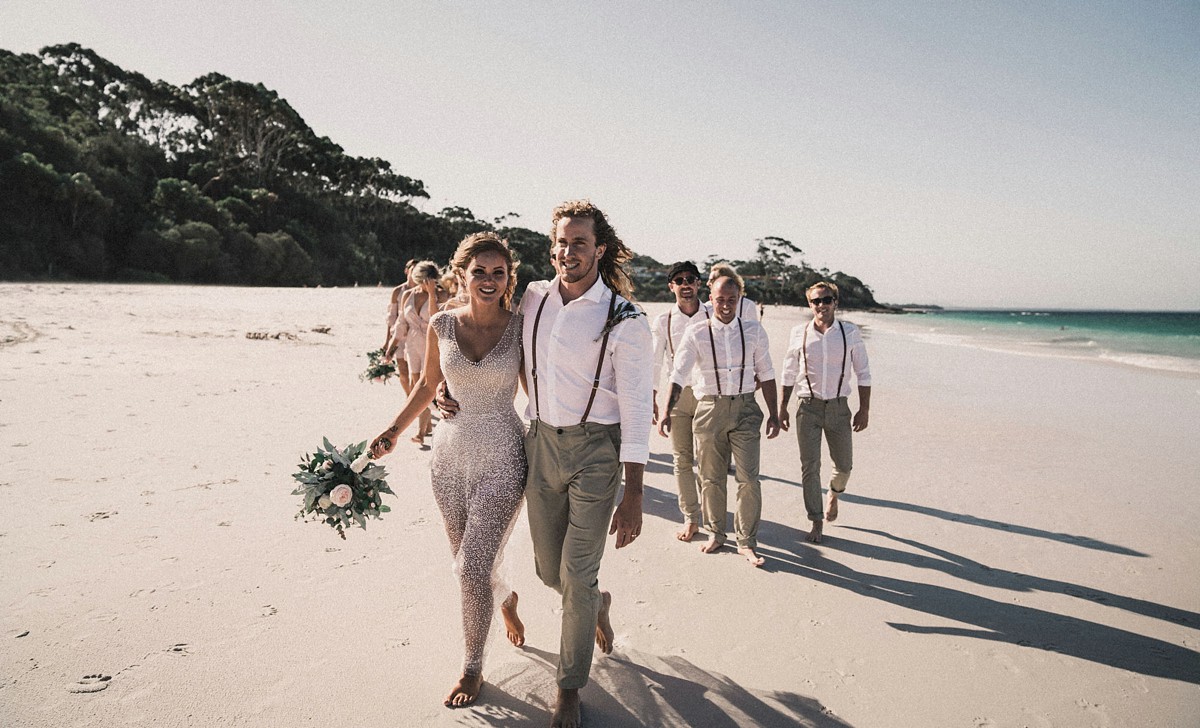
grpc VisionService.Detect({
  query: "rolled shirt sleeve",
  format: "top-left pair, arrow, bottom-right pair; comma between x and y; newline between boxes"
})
780,324 -> 803,387
848,324 -> 871,387
651,312 -> 669,392
611,315 -> 654,464
749,321 -> 775,382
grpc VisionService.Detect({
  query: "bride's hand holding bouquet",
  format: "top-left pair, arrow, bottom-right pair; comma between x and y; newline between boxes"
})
292,438 -> 395,539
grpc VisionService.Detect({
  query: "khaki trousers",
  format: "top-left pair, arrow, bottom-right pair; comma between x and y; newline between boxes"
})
796,396 -> 853,522
524,420 -> 621,689
669,386 -> 701,524
694,393 -> 763,548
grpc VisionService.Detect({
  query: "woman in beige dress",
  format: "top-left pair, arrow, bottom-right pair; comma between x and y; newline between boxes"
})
394,260 -> 449,446
383,259 -> 417,393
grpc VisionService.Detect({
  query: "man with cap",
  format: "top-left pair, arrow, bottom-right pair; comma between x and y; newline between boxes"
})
651,261 -> 705,541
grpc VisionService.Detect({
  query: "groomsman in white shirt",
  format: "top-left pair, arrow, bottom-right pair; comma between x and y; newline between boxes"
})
651,261 -> 705,541
659,276 -> 780,567
702,261 -> 759,322
780,281 -> 872,544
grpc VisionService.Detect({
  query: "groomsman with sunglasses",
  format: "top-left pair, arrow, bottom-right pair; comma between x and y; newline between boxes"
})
780,281 -> 872,544
651,262 -> 706,541
660,276 -> 780,567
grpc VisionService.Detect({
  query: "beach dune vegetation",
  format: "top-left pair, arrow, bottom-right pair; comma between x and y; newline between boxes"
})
0,43 -> 881,307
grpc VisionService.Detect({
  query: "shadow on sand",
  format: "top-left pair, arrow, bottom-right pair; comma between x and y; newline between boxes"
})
448,646 -> 852,727
839,493 -> 1148,557
753,518 -> 1200,685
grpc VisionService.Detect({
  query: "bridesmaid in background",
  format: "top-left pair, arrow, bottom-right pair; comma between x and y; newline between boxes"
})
384,259 -> 417,393
396,260 -> 449,447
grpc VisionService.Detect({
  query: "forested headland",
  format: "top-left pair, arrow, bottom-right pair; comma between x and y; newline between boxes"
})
1,44 -> 887,309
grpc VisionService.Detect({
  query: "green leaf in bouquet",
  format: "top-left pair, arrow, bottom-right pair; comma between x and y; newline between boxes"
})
303,489 -> 320,511
352,510 -> 367,530
322,436 -> 335,454
379,504 -> 391,513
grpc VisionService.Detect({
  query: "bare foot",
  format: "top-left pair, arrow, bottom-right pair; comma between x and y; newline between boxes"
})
444,673 -> 483,708
595,590 -> 614,654
501,591 -> 525,647
552,687 -> 582,728
411,434 -> 424,445
738,546 -> 765,567
699,537 -> 725,554
827,493 -> 839,522
806,521 -> 823,544
675,522 -> 699,542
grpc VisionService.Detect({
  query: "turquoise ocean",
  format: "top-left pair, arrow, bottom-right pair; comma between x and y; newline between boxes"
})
904,310 -> 1200,376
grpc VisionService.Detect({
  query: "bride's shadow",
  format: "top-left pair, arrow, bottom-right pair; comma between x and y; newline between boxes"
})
447,646 -> 852,727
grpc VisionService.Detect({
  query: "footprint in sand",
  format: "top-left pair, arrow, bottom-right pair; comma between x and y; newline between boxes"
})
260,605 -> 277,617
167,643 -> 190,656
88,511 -> 117,522
67,674 -> 111,693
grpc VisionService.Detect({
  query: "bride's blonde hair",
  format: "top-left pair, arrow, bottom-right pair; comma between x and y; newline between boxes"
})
450,232 -> 520,309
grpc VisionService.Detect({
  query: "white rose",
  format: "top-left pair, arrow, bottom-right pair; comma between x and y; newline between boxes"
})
351,452 -> 372,473
329,484 -> 353,508
317,495 -> 332,509
322,461 -> 333,471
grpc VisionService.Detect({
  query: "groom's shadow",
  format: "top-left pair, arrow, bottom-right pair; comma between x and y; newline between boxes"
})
452,645 -> 852,727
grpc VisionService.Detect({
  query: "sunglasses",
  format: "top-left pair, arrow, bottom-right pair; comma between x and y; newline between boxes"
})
671,275 -> 699,286
809,295 -> 837,306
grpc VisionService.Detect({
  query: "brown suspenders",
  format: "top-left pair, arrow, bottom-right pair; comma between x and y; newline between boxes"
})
706,315 -> 747,397
801,319 -> 847,399
666,309 -> 674,357
530,286 -> 618,424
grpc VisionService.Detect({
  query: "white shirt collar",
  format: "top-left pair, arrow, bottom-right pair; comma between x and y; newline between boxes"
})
551,274 -> 609,305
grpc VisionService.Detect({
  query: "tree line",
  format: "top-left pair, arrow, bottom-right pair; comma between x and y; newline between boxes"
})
0,44 -> 885,309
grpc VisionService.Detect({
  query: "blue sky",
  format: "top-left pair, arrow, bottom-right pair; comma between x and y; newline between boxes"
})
4,1 -> 1197,309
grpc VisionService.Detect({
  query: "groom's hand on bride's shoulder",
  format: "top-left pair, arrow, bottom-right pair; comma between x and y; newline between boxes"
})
435,381 -> 460,419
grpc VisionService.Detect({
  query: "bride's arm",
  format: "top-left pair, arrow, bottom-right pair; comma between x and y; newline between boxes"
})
517,350 -> 528,398
370,323 -> 444,457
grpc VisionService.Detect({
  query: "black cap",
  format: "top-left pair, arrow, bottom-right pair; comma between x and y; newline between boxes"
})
666,260 -> 701,282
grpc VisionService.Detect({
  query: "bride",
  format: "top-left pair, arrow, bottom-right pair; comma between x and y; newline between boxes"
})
369,232 -> 527,708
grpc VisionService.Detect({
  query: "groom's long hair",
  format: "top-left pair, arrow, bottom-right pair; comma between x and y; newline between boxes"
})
550,199 -> 636,301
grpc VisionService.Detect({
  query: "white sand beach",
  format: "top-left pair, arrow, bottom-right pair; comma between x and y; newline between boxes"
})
2,283 -> 1198,727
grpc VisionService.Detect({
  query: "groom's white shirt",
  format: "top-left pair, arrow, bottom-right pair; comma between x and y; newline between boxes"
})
520,275 -> 654,465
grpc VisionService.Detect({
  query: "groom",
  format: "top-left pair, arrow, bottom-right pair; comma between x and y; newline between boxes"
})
441,199 -> 652,727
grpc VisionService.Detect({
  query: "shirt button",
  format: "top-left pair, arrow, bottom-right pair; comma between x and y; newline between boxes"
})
556,428 -> 564,434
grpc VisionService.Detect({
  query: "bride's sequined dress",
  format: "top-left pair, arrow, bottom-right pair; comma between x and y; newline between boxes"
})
429,311 -> 526,676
